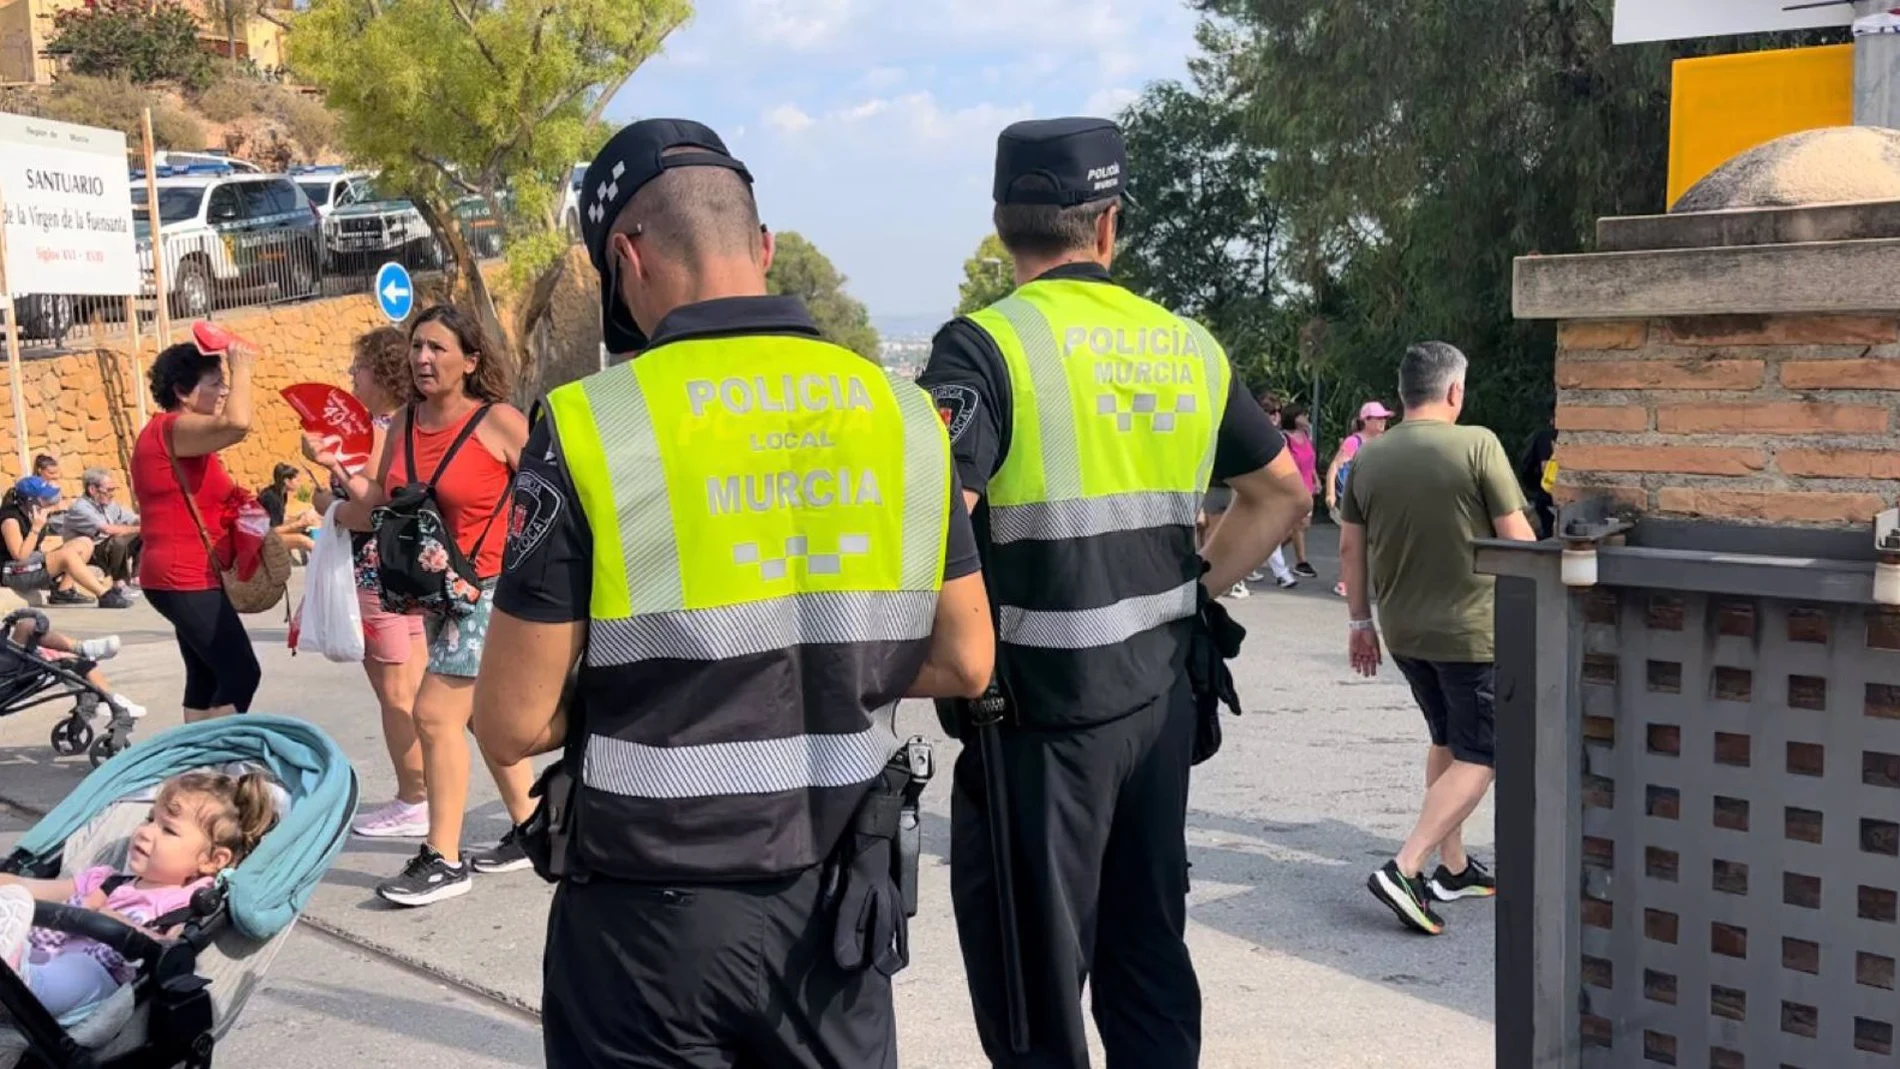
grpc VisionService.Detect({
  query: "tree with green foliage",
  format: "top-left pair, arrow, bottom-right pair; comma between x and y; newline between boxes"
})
288,0 -> 689,399
1117,0 -> 1839,455
46,0 -> 215,91
767,232 -> 880,360
955,233 -> 1014,315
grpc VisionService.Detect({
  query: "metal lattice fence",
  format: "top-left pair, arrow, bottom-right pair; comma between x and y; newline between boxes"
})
1482,522 -> 1900,1069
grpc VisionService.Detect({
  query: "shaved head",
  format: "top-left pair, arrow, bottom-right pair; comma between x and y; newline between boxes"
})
613,148 -> 762,266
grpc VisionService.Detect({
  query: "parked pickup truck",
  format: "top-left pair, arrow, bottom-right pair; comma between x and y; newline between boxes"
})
323,184 -> 443,272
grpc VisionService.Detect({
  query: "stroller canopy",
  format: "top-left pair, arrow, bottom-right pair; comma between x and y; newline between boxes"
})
9,715 -> 355,941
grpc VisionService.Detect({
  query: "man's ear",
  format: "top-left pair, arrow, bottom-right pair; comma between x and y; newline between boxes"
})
1095,204 -> 1117,259
759,226 -> 775,274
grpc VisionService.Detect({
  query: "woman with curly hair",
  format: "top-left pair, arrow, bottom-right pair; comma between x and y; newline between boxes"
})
313,305 -> 535,907
130,337 -> 261,722
309,326 -> 431,839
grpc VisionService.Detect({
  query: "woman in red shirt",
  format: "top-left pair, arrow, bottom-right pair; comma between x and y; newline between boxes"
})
319,304 -> 534,907
130,339 -> 261,722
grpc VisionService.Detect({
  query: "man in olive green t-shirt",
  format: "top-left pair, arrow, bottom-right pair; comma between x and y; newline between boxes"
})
1340,341 -> 1536,937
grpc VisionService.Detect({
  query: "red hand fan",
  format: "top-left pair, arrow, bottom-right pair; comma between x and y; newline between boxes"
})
281,383 -> 374,474
191,320 -> 254,355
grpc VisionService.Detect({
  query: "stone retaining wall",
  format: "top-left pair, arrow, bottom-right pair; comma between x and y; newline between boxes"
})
0,246 -> 602,504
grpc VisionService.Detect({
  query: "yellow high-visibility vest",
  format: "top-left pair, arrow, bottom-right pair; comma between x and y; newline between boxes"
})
966,277 -> 1228,652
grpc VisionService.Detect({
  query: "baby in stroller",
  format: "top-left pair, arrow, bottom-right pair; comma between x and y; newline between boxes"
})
0,771 -> 277,1021
0,610 -> 147,767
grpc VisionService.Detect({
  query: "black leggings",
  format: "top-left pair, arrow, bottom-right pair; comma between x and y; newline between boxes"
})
146,588 -> 261,712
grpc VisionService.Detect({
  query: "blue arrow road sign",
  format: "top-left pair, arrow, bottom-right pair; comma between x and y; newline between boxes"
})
375,262 -> 414,322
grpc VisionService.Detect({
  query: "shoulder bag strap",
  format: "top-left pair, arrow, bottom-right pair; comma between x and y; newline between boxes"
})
162,417 -> 224,573
424,403 -> 493,489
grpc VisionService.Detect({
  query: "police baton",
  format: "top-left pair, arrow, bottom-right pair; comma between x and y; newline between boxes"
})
969,680 -> 1032,1055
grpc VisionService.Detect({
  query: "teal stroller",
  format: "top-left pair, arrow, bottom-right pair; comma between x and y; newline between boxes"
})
0,716 -> 357,1068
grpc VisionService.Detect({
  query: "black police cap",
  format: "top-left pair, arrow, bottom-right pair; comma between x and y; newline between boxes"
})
992,117 -> 1127,207
579,118 -> 754,354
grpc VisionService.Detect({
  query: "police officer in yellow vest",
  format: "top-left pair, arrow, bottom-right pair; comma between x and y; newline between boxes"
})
471,118 -> 995,1068
918,117 -> 1312,1068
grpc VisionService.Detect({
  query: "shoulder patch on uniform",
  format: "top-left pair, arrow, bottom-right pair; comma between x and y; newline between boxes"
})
929,384 -> 979,444
504,468 -> 562,571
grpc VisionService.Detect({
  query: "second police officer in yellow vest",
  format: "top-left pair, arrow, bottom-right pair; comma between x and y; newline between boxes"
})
471,119 -> 995,1069
919,118 -> 1313,1068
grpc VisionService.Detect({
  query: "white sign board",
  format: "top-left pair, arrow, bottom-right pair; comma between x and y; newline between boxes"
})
1614,0 -> 1855,43
0,111 -> 138,298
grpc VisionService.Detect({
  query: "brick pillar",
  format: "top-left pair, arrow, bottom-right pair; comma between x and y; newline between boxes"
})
1516,203 -> 1900,528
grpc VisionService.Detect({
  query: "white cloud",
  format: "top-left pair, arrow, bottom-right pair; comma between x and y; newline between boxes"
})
1083,86 -> 1139,118
818,92 -> 1032,150
764,104 -> 815,134
744,0 -> 861,49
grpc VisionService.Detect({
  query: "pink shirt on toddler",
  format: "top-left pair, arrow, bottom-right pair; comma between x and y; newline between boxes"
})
27,865 -> 209,983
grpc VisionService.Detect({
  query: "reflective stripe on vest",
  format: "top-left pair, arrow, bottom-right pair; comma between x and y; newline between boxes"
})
545,334 -> 949,800
967,280 -> 1229,650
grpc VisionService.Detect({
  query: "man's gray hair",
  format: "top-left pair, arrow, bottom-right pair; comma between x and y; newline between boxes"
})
81,467 -> 111,491
1397,341 -> 1468,409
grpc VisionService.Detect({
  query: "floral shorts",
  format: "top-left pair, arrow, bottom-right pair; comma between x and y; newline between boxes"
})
423,580 -> 495,679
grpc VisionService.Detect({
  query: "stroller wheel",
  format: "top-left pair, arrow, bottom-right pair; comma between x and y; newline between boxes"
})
88,735 -> 126,769
50,717 -> 94,756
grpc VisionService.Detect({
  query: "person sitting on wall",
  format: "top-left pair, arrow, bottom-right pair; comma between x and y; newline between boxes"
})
0,478 -> 127,608
256,463 -> 319,559
64,469 -> 142,598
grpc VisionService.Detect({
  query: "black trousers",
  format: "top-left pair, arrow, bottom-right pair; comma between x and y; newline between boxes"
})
951,673 -> 1201,1069
543,865 -> 895,1069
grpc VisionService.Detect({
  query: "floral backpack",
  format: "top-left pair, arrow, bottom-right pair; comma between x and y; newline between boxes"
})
371,405 -> 502,618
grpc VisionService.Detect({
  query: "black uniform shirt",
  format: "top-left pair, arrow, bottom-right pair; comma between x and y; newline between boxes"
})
916,262 -> 1286,496
496,295 -> 982,624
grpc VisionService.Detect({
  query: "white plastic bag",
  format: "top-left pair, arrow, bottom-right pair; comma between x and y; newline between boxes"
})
295,502 -> 364,663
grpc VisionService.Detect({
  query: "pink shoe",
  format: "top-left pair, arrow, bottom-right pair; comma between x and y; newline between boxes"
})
352,799 -> 429,839
0,885 -> 33,973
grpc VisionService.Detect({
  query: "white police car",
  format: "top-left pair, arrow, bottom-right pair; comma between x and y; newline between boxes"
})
132,164 -> 322,318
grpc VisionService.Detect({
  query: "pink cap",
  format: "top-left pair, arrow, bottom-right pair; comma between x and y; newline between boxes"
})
1358,401 -> 1394,421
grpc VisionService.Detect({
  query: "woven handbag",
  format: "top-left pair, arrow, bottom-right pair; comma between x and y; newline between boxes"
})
164,420 -> 292,614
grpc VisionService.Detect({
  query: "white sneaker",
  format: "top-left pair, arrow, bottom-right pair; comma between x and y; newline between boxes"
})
354,799 -> 431,838
1246,569 -> 1269,583
111,695 -> 147,719
1226,582 -> 1251,599
1276,576 -> 1299,589
79,636 -> 121,661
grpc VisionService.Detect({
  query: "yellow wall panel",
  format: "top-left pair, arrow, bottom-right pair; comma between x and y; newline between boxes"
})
1669,45 -> 1854,208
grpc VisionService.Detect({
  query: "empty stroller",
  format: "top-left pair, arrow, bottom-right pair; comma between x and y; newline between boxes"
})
0,610 -> 134,769
0,715 -> 357,1068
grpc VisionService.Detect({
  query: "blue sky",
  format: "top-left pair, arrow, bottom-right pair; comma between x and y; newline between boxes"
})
606,0 -> 1202,327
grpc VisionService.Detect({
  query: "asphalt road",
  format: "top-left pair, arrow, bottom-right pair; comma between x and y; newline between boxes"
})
0,524 -> 1494,1067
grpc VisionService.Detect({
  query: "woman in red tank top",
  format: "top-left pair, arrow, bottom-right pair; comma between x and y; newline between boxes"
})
130,338 -> 262,722
318,304 -> 534,906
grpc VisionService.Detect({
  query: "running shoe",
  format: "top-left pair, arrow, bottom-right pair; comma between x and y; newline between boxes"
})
1294,561 -> 1318,578
48,589 -> 89,606
1429,858 -> 1498,901
1246,568 -> 1269,583
376,845 -> 470,907
354,798 -> 430,838
109,695 -> 147,720
1276,576 -> 1298,590
79,635 -> 121,661
1226,582 -> 1251,600
97,589 -> 132,609
468,826 -> 533,874
1368,860 -> 1445,935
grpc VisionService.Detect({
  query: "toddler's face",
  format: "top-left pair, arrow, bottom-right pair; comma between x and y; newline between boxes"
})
129,795 -> 219,886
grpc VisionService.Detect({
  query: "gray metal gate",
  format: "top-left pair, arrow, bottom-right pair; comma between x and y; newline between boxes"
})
1481,518 -> 1900,1069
